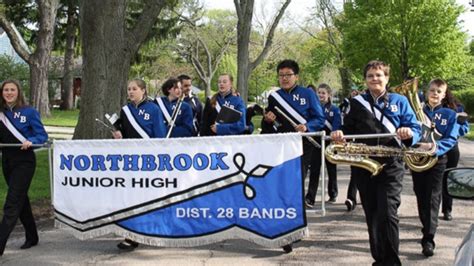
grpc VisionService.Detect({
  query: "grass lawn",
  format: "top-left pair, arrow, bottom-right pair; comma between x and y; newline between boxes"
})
251,115 -> 263,134
465,123 -> 474,141
0,150 -> 51,216
42,109 -> 79,127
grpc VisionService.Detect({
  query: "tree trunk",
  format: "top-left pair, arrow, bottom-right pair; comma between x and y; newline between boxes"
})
74,0 -> 167,139
29,0 -> 60,117
235,0 -> 253,104
74,1 -> 129,139
60,3 -> 77,110
0,0 -> 59,117
204,78 -> 211,98
234,0 -> 290,104
29,60 -> 51,116
338,67 -> 352,97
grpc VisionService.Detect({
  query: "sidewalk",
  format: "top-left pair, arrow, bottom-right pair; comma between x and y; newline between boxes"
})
45,126 -> 74,140
2,139 -> 473,265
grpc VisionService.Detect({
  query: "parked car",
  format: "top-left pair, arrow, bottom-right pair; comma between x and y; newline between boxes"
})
444,167 -> 474,266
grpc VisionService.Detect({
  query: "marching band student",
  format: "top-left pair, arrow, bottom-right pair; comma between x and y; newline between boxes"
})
339,89 -> 361,212
331,60 -> 421,265
261,59 -> 325,172
177,75 -> 202,136
155,78 -> 194,138
440,90 -> 469,221
0,80 -> 48,256
112,79 -> 166,251
411,79 -> 459,257
305,83 -> 341,208
200,74 -> 246,136
261,59 -> 325,253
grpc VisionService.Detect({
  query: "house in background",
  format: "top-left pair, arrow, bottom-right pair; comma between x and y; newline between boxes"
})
0,24 -> 30,63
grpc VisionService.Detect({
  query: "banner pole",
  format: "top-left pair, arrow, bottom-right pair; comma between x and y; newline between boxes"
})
48,141 -> 54,204
321,130 -> 326,216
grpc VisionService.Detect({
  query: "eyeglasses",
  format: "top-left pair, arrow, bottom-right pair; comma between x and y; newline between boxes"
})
278,73 -> 295,79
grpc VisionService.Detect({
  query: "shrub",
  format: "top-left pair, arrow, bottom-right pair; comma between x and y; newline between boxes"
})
453,89 -> 474,121
0,55 -> 30,96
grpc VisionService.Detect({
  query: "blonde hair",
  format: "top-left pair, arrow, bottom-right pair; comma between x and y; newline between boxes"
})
211,73 -> 235,107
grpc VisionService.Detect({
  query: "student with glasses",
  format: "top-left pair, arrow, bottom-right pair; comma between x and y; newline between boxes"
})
261,59 -> 325,253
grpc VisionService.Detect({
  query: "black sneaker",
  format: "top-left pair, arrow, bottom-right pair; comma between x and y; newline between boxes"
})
328,197 -> 337,203
117,238 -> 139,251
442,211 -> 452,221
305,198 -> 315,209
422,242 -> 434,257
282,244 -> 293,253
345,199 -> 354,211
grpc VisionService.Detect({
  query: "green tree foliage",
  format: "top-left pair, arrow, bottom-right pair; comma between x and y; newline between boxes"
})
2,0 -> 38,47
211,53 -> 237,88
176,7 -> 237,97
0,55 -> 30,94
470,39 -> 474,56
303,33 -> 335,83
340,0 -> 470,85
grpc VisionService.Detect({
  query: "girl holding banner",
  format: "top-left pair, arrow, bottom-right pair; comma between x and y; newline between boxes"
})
112,79 -> 166,140
155,78 -> 194,138
200,74 -> 246,136
0,80 -> 48,256
112,79 -> 166,250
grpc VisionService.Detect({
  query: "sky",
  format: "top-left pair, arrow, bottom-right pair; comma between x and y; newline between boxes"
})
203,0 -> 474,38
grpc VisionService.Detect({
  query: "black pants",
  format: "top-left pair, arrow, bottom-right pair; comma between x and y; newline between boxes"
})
306,141 -> 337,203
411,155 -> 447,246
346,166 -> 358,204
441,144 -> 459,213
0,149 -> 38,254
353,158 -> 403,266
301,139 -> 314,179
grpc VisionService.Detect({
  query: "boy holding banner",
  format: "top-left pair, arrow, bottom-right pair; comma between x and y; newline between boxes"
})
261,59 -> 325,252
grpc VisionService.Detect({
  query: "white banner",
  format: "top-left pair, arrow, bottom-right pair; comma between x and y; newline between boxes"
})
53,134 -> 307,247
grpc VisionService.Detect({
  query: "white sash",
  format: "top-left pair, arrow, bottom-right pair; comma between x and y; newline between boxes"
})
0,112 -> 27,143
270,91 -> 307,125
353,95 -> 401,146
122,106 -> 150,139
421,109 -> 443,139
215,101 -> 221,113
156,97 -> 171,123
324,120 -> 333,131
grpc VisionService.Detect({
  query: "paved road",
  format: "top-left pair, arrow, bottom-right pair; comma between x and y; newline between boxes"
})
2,139 -> 473,265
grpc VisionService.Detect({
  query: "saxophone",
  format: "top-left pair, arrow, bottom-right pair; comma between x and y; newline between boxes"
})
324,78 -> 438,175
325,142 -> 437,176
